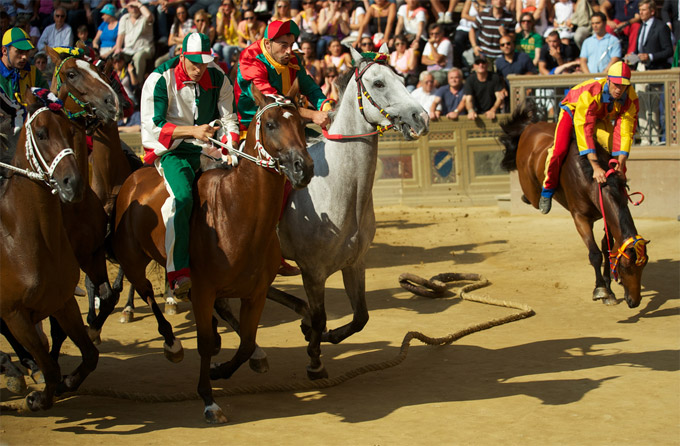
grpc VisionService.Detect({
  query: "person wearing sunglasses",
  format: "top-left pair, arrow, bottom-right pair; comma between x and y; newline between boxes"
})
317,0 -> 350,58
494,34 -> 536,87
37,7 -> 74,51
214,0 -> 241,69
271,0 -> 294,22
515,12 -> 542,66
237,8 -> 266,47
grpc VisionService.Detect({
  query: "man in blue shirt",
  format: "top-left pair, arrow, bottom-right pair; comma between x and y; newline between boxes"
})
579,12 -> 622,74
495,34 -> 536,87
430,68 -> 466,120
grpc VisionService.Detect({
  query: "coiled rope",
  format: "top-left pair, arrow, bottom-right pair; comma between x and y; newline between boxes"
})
1,272 -> 533,409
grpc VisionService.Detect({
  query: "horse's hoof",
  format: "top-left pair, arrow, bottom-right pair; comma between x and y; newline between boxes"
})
5,375 -> 27,394
88,326 -> 102,345
163,339 -> 184,363
592,287 -> 610,301
602,296 -> 621,306
249,356 -> 269,374
119,307 -> 134,323
204,403 -> 228,424
165,303 -> 178,315
25,391 -> 46,411
306,365 -> 329,380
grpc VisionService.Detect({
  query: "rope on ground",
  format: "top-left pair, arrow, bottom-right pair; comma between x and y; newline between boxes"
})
0,272 -> 533,407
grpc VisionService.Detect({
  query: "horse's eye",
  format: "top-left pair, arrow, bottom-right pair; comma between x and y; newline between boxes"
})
265,121 -> 277,131
373,80 -> 385,88
67,71 -> 77,79
36,129 -> 47,140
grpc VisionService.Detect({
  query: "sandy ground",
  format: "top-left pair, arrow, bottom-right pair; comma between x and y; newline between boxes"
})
1,205 -> 679,446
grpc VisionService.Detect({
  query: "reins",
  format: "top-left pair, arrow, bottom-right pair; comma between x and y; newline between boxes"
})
597,159 -> 648,281
0,107 -> 75,194
322,59 -> 398,140
207,96 -> 296,174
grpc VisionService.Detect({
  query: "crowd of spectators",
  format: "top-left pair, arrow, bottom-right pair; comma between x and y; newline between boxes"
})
1,0 -> 678,125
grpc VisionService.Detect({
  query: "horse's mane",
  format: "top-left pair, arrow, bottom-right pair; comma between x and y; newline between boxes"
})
499,101 -> 539,172
578,145 -> 627,203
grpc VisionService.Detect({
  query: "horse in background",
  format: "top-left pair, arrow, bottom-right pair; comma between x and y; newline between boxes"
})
0,90 -> 98,411
499,102 -> 648,308
111,85 -> 314,423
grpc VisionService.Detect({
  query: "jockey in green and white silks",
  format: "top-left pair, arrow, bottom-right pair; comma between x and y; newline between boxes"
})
140,32 -> 239,297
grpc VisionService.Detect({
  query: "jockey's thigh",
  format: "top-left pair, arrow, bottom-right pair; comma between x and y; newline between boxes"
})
160,150 -> 202,207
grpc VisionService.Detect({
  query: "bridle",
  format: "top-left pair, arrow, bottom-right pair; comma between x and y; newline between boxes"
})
53,56 -> 101,131
322,58 -> 400,140
208,95 -> 296,174
0,107 -> 75,194
598,159 -> 649,281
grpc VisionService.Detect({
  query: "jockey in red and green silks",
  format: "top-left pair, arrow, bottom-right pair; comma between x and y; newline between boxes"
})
234,19 -> 332,134
539,61 -> 639,214
140,32 -> 239,295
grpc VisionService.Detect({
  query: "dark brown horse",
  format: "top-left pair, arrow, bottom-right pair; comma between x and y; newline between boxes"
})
0,91 -> 98,411
499,102 -> 649,308
46,46 -> 123,343
111,85 -> 314,423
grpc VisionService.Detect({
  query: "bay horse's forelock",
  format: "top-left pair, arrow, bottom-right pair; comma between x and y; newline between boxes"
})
499,109 -> 648,309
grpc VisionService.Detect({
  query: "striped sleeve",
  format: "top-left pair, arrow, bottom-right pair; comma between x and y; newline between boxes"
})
140,71 -> 180,162
572,85 -> 601,155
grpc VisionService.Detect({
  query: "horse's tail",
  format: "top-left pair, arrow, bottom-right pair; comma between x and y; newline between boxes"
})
499,101 -> 539,172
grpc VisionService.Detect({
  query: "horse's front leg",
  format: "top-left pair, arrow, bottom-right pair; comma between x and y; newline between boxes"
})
600,230 -> 619,306
572,214 -> 610,302
323,261 -> 369,344
214,298 -> 269,373
301,273 -> 329,380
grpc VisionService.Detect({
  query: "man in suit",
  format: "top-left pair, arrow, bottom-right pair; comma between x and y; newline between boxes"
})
626,0 -> 673,144
662,0 -> 680,42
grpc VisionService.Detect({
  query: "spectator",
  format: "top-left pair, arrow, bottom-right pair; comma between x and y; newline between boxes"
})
390,33 -> 419,90
495,34 -> 537,85
579,11 -> 621,73
601,0 -> 641,54
471,0 -> 516,65
14,0 -> 34,25
571,0 -> 596,48
516,12 -> 543,65
357,34 -> 374,51
37,8 -> 74,51
166,4 -> 194,61
214,0 -> 241,69
76,24 -> 92,47
55,0 -> 87,32
431,0 -> 460,24
355,0 -> 396,48
300,39 -> 323,85
238,8 -> 265,48
92,4 -> 119,59
189,0 -> 220,22
395,0 -> 428,45
323,38 -> 352,73
193,9 -> 217,45
662,0 -> 680,42
294,0 -> 320,46
422,23 -> 454,86
455,0 -> 487,69
114,1 -> 155,78
16,19 -> 39,47
84,0 -> 106,31
317,0 -> 350,59
431,67 -> 467,120
271,0 -> 293,22
0,0 -> 16,23
538,29 -> 577,73
36,0 -> 54,29
464,56 -> 506,120
346,0 -> 369,45
111,52 -> 138,106
410,71 -> 439,120
548,0 -> 576,44
33,51 -> 51,86
515,0 -> 550,36
321,65 -> 339,101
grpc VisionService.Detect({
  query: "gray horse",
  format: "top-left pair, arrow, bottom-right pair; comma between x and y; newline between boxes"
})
270,45 -> 430,379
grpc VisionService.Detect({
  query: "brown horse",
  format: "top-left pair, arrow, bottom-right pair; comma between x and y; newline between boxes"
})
499,102 -> 649,308
0,90 -> 98,411
46,46 -> 123,343
111,84 -> 314,423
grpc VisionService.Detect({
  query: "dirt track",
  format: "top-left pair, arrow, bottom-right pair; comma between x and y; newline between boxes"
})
1,206 -> 678,445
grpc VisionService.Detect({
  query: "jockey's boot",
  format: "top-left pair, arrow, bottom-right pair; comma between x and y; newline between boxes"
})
539,195 -> 552,214
172,276 -> 192,301
278,259 -> 301,276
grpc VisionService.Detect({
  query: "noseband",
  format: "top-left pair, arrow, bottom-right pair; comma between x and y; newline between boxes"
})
609,235 -> 649,282
0,107 -> 75,194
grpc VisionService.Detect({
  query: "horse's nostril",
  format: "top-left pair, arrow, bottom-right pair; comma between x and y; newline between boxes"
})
294,159 -> 303,173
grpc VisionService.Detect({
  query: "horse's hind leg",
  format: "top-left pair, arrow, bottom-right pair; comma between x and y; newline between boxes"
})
572,214 -> 610,302
51,297 -> 99,395
300,273 -> 330,380
113,268 -> 136,323
323,262 -> 369,344
81,251 -> 120,344
214,298 -> 269,373
3,312 -> 61,411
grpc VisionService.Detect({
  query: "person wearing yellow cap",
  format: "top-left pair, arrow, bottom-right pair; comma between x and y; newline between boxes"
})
1,27 -> 49,163
538,61 -> 639,214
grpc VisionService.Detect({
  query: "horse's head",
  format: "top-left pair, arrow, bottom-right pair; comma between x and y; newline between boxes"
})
46,46 -> 121,124
21,88 -> 84,203
250,79 -> 314,189
345,44 -> 429,140
612,235 -> 649,308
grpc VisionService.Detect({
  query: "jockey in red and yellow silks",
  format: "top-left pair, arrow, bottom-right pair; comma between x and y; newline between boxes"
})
539,61 -> 639,214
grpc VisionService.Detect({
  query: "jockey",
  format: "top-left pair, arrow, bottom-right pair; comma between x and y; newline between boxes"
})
235,19 -> 332,276
539,61 -> 639,214
1,28 -> 49,160
140,32 -> 240,298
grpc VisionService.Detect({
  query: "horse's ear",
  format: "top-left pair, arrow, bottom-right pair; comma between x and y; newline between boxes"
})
378,42 -> 388,54
251,82 -> 267,108
348,45 -> 363,66
103,58 -> 113,76
75,40 -> 86,50
46,46 -> 61,67
287,78 -> 300,104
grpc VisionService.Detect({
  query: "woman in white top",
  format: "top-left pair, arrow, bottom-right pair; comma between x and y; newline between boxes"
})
516,0 -> 551,37
394,0 -> 428,45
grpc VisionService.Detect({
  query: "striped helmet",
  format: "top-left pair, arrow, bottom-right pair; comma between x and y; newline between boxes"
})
607,61 -> 631,86
182,33 -> 214,64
